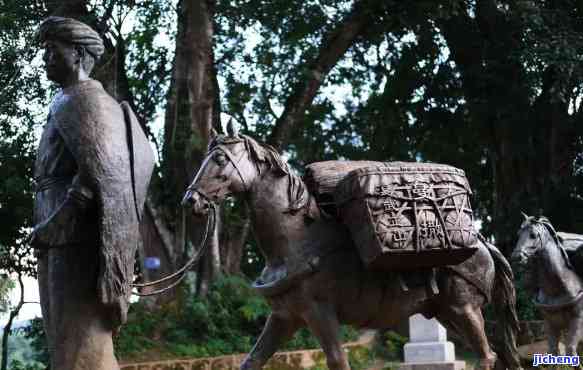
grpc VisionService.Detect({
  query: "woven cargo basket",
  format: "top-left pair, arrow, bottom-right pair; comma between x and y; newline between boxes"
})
304,160 -> 383,216
335,162 -> 478,270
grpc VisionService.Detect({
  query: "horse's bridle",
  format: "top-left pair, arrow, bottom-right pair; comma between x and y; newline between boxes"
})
133,141 -> 253,296
186,141 -> 253,203
532,224 -> 544,253
517,223 -> 544,263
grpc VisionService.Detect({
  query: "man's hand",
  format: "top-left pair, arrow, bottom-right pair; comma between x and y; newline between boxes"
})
28,200 -> 82,248
27,226 -> 39,247
29,219 -> 60,248
29,176 -> 95,249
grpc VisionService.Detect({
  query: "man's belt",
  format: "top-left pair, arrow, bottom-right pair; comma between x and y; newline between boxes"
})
34,176 -> 72,193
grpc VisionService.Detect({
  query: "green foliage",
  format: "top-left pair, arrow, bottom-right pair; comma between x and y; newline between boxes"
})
374,331 -> 407,362
115,275 -> 259,358
7,359 -> 43,370
115,275 -> 358,360
0,277 -> 14,314
3,1 -> 583,364
0,0 -> 46,283
347,345 -> 376,370
514,274 -> 540,321
0,329 -> 45,370
21,318 -> 49,367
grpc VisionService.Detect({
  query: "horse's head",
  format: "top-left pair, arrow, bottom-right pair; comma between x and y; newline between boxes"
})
181,122 -> 259,216
512,213 -> 567,269
512,213 -> 546,267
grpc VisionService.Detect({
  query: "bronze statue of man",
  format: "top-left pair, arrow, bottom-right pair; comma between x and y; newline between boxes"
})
31,17 -> 154,370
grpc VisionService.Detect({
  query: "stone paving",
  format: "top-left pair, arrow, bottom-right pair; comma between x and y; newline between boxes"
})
120,333 -> 375,370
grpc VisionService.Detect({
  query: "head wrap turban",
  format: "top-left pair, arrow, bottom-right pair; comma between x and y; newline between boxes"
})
37,16 -> 104,59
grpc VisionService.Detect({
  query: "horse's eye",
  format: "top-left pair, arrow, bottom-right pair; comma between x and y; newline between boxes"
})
530,231 -> 537,239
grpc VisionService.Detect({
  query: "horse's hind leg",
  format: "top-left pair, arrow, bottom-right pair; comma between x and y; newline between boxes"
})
565,313 -> 583,359
305,303 -> 351,370
240,313 -> 301,370
438,303 -> 496,370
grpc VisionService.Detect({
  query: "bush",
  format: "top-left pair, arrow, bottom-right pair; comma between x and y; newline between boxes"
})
347,345 -> 376,370
483,269 -> 540,322
23,275 -> 362,363
514,274 -> 540,321
374,330 -> 408,361
6,322 -> 48,369
8,359 -> 44,370
116,275 -> 359,360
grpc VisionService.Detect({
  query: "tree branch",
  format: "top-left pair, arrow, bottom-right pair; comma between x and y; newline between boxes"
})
267,0 -> 383,150
96,0 -> 116,36
46,0 -> 88,18
1,273 -> 25,370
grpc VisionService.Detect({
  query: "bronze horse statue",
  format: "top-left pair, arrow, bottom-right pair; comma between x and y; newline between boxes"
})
182,126 -> 520,370
512,214 -> 583,357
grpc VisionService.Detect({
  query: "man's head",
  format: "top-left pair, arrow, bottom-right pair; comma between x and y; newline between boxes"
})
37,17 -> 104,86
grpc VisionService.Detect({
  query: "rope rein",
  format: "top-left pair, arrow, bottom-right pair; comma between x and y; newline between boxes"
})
131,204 -> 217,296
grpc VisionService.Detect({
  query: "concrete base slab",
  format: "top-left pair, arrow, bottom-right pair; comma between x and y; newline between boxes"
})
399,360 -> 466,370
404,341 -> 455,363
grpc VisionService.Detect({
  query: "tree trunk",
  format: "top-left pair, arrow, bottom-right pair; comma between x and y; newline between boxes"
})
220,205 -> 251,276
161,0 -> 219,296
186,0 -> 220,296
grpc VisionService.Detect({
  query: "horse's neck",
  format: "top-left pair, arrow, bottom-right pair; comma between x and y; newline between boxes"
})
537,234 -> 582,298
245,172 -> 311,268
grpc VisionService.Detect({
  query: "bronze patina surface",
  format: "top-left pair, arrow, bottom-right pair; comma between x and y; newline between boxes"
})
31,17 -> 154,370
183,125 -> 521,370
512,215 -> 583,357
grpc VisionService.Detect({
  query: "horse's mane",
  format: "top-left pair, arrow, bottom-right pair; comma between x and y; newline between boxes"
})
208,134 -> 310,214
522,216 -> 573,269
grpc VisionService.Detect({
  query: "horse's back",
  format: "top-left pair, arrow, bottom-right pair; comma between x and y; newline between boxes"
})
299,220 -> 495,328
558,231 -> 583,250
557,231 -> 583,276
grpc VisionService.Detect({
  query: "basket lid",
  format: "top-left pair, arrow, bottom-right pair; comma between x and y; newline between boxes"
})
335,162 -> 472,204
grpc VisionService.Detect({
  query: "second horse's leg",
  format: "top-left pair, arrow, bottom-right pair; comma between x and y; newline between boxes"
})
564,312 -> 583,368
240,313 -> 301,370
305,303 -> 351,370
543,318 -> 561,355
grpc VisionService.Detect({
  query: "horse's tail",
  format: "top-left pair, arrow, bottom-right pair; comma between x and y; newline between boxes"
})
485,241 -> 521,369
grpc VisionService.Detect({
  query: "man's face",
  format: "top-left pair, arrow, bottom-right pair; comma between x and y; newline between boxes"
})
42,39 -> 79,85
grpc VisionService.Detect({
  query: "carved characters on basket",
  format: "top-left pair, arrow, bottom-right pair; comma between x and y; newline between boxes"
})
370,180 -> 476,252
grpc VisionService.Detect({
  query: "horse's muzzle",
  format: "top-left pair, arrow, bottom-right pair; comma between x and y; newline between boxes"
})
510,251 -> 527,267
181,189 -> 211,216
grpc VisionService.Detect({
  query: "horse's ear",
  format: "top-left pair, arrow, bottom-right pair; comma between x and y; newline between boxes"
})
226,119 -> 239,138
521,211 -> 529,222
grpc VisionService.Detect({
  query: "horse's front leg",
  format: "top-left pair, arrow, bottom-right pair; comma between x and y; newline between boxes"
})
240,313 -> 301,370
544,318 -> 561,355
305,303 -> 351,370
564,313 -> 583,358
